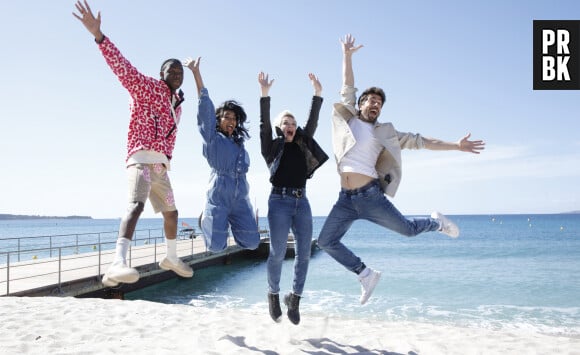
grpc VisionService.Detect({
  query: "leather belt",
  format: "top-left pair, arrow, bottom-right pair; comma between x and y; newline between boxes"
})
271,187 -> 304,198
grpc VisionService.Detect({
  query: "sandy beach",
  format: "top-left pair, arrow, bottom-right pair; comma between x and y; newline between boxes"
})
0,296 -> 577,355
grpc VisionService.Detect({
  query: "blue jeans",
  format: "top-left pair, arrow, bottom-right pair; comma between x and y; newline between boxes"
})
267,190 -> 313,296
317,179 -> 440,274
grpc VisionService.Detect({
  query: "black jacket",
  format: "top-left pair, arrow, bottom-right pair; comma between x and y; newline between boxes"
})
260,96 -> 328,184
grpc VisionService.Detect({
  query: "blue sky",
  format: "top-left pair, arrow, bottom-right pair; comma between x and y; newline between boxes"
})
1,0 -> 579,219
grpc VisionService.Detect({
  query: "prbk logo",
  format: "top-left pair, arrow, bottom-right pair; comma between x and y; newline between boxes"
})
533,20 -> 580,90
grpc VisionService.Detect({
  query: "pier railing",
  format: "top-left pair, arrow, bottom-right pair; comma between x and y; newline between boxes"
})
0,228 -> 211,296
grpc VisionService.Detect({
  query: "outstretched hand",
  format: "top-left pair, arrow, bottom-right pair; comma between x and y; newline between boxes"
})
184,57 -> 204,96
458,133 -> 486,154
72,0 -> 103,42
309,73 -> 322,96
258,72 -> 274,97
341,34 -> 363,56
184,57 -> 201,73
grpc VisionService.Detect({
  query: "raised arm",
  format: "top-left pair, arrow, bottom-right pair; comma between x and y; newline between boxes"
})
310,72 -> 322,97
341,34 -> 364,88
185,57 -> 214,142
73,0 -> 105,43
184,57 -> 204,97
303,73 -> 323,137
259,71 -> 274,98
74,0 -> 153,100
423,133 -> 486,154
259,72 -> 275,159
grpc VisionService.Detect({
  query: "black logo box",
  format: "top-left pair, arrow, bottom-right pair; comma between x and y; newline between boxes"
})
533,20 -> 580,90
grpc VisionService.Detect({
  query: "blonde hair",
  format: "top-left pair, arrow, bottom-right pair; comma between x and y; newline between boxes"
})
274,110 -> 296,129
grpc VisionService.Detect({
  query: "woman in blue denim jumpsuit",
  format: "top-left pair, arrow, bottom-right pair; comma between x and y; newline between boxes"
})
258,72 -> 328,325
186,57 -> 260,253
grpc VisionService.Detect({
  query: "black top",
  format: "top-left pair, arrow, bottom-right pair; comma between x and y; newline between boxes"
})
272,142 -> 307,188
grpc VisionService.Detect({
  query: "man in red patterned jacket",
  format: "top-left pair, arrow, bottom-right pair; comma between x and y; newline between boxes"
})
74,0 -> 193,287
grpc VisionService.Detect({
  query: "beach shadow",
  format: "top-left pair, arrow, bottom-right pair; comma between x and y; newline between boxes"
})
219,335 -> 415,355
220,335 -> 278,355
302,337 -> 414,355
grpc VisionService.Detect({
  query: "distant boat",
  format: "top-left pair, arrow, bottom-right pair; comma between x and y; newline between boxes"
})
178,228 -> 198,239
178,221 -> 198,239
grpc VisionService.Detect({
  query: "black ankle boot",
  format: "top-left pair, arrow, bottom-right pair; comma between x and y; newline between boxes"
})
268,292 -> 282,322
284,292 -> 301,325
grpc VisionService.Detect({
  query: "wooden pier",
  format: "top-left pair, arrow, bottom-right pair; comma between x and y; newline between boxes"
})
1,229 -> 318,299
0,236 -> 269,299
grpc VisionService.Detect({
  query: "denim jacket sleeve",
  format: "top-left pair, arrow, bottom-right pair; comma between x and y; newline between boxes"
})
197,87 -> 216,144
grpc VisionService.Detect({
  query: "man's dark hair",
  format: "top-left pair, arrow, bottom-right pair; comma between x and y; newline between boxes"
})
357,87 -> 386,107
160,58 -> 182,72
216,100 -> 250,142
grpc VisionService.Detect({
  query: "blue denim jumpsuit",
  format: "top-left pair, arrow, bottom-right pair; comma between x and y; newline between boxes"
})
197,88 -> 260,252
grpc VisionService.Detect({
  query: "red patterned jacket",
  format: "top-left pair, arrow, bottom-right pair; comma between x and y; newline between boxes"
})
98,37 -> 182,162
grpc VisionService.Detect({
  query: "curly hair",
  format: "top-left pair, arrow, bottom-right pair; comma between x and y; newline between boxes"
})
215,100 -> 250,142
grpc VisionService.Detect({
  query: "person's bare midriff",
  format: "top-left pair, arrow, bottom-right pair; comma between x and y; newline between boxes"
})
340,172 -> 375,190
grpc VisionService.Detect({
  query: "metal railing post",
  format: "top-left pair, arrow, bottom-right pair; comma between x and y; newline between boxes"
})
58,248 -> 62,287
50,236 -> 53,258
6,252 -> 10,295
154,234 -> 158,264
17,239 -> 21,262
98,233 -> 102,277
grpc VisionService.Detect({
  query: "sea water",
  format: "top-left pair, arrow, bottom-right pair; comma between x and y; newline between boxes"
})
2,214 -> 579,336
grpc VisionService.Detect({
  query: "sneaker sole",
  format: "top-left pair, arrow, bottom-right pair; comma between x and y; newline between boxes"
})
431,212 -> 460,238
447,229 -> 460,238
101,274 -> 119,287
102,272 -> 139,287
360,272 -> 381,305
159,260 -> 194,278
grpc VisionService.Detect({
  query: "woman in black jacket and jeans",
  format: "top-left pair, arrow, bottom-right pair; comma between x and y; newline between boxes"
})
258,72 -> 328,325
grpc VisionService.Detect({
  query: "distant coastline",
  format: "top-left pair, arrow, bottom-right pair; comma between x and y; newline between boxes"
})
0,212 -> 577,221
0,214 -> 92,220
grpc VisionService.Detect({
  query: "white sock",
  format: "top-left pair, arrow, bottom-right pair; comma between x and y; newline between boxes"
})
166,238 -> 178,261
114,237 -> 131,265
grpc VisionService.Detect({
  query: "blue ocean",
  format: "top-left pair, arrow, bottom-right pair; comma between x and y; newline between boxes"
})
1,214 -> 579,337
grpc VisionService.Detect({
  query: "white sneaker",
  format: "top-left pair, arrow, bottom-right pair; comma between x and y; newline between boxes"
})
102,262 -> 139,287
359,267 -> 381,305
159,257 -> 194,278
431,211 -> 460,238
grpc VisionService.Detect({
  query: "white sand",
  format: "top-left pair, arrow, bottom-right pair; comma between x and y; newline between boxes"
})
0,297 -> 578,355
